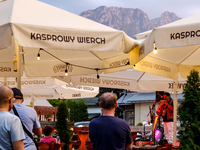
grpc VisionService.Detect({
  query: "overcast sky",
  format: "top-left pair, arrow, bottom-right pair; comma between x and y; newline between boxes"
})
39,0 -> 200,19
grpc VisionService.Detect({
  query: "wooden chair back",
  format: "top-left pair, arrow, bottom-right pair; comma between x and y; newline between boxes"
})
39,142 -> 49,150
156,145 -> 168,150
39,141 -> 61,150
161,144 -> 179,150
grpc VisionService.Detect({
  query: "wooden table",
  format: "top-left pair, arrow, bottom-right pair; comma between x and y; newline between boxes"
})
133,145 -> 157,150
73,127 -> 90,150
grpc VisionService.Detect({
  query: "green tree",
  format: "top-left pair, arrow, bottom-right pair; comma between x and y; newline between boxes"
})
66,100 -> 89,122
48,99 -> 60,107
48,99 -> 89,122
56,101 -> 72,150
178,70 -> 200,150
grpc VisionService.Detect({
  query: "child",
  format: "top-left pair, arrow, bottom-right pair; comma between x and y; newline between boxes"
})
39,125 -> 58,143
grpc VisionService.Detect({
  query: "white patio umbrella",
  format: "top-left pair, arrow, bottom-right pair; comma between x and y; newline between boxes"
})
22,99 -> 53,107
0,73 -> 55,88
0,0 -> 139,89
54,69 -> 186,93
129,13 -> 200,145
21,85 -> 99,107
54,84 -> 99,99
1,73 -> 99,107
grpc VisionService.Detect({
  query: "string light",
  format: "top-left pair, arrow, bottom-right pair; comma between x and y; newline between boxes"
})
37,48 -> 43,60
37,48 -> 131,78
65,68 -> 68,76
65,63 -> 69,76
153,42 -> 157,54
37,53 -> 40,60
95,69 -> 100,79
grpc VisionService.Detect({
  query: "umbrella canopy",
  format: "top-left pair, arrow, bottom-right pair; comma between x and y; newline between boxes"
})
1,74 -> 99,99
54,69 -> 187,93
21,87 -> 59,100
20,85 -> 99,107
22,99 -> 53,107
0,0 -> 139,79
21,85 -> 98,100
129,13 -> 200,145
55,84 -> 99,99
0,0 -> 137,52
129,13 -> 200,79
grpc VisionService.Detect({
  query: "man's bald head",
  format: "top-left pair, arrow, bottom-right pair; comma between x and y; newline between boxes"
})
0,86 -> 13,105
100,92 -> 117,110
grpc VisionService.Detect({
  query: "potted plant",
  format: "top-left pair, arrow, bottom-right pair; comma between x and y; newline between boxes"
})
45,112 -> 53,119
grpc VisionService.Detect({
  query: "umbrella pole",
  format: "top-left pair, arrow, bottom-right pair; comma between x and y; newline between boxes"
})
15,42 -> 21,90
4,77 -> 7,85
173,79 -> 178,145
32,88 -> 35,108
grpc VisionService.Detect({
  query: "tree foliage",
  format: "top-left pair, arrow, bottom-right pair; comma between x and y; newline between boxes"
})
48,99 -> 60,107
66,100 -> 89,122
49,99 -> 89,122
56,101 -> 72,150
178,70 -> 200,150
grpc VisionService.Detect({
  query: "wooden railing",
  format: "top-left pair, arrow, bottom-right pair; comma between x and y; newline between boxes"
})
34,106 -> 58,121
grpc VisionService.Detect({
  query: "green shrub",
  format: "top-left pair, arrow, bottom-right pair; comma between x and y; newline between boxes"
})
56,101 -> 72,150
136,122 -> 143,126
178,70 -> 200,150
48,99 -> 89,122
66,99 -> 89,122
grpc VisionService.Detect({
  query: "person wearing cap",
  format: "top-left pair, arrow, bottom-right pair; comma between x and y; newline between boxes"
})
10,88 -> 42,150
0,86 -> 25,150
162,92 -> 174,144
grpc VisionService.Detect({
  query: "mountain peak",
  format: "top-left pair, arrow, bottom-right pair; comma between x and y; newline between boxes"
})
80,7 -> 180,38
151,11 -> 181,27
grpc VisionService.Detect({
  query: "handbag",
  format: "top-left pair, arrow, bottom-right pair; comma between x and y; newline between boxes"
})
12,105 -> 39,150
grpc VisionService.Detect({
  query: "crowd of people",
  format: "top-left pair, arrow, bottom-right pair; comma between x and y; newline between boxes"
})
0,86 -> 57,150
0,85 -> 174,150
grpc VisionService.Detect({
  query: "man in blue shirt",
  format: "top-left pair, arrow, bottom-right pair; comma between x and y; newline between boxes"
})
89,92 -> 133,150
0,86 -> 25,150
10,88 -> 42,150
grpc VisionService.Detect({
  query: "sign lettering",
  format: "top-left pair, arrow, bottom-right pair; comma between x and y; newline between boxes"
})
170,30 -> 200,40
79,77 -> 130,87
72,93 -> 81,97
0,67 -> 11,72
53,64 -> 73,73
168,83 -> 186,90
66,84 -> 95,91
31,32 -> 106,44
109,58 -> 129,68
139,44 -> 145,56
139,60 -> 171,73
21,80 -> 46,86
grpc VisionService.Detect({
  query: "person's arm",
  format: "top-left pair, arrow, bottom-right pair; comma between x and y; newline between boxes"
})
126,142 -> 133,150
33,127 -> 42,137
12,140 -> 25,150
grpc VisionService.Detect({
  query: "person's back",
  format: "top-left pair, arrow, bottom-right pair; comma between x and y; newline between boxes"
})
89,92 -> 133,150
0,112 -> 25,150
10,103 -> 41,149
89,116 -> 132,150
0,86 -> 25,150
39,125 -> 57,144
9,88 -> 42,150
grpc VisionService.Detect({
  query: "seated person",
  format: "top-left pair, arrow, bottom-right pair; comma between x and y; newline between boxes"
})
40,125 -> 58,143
